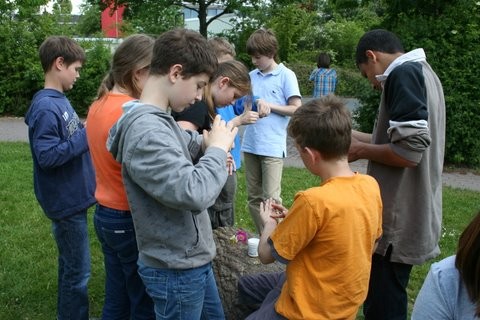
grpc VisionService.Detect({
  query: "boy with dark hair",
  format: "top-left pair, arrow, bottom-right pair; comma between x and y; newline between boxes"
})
238,95 -> 383,319
25,36 -> 95,320
349,29 -> 446,320
242,28 -> 302,235
107,28 -> 237,319
309,52 -> 337,97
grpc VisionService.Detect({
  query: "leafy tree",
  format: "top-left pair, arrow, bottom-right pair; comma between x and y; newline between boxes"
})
76,2 -> 102,36
0,0 -> 112,116
120,1 -> 183,36
267,4 -> 317,62
52,0 -> 73,15
89,0 -> 264,37
67,40 -> 111,115
0,0 -> 63,115
317,19 -> 364,66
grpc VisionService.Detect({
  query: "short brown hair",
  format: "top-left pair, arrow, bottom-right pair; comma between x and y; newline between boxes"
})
246,28 -> 278,59
39,36 -> 85,73
288,95 -> 352,160
150,28 -> 218,79
208,37 -> 236,60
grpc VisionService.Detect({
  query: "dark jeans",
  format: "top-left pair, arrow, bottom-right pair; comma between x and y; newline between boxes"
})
237,272 -> 288,320
51,210 -> 90,320
363,246 -> 413,320
94,204 -> 154,320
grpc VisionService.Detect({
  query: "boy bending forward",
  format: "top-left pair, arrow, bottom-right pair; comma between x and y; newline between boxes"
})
238,95 -> 383,319
107,28 -> 237,319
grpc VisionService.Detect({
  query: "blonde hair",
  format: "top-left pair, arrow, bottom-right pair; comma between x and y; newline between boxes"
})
208,37 -> 236,59
204,60 -> 251,120
97,34 -> 154,99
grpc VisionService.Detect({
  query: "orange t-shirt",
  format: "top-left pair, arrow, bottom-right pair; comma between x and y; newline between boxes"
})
86,93 -> 133,210
270,174 -> 383,319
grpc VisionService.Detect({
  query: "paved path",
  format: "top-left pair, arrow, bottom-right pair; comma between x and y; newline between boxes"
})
1,116 -> 478,191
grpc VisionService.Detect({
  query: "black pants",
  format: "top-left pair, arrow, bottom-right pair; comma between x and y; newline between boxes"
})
208,172 -> 236,228
364,246 -> 413,320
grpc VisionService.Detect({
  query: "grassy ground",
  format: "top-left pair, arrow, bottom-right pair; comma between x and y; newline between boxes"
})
0,142 -> 479,319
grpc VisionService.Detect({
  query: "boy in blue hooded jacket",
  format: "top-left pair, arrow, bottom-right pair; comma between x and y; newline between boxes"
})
24,36 -> 95,320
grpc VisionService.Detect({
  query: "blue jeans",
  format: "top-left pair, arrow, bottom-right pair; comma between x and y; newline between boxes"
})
94,204 -> 154,320
51,210 -> 90,320
138,261 -> 225,320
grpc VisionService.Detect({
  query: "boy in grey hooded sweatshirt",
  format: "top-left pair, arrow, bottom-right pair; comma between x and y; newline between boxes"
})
107,28 -> 237,319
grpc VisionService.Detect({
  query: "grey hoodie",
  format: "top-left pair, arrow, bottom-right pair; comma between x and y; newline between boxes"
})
108,101 -> 228,269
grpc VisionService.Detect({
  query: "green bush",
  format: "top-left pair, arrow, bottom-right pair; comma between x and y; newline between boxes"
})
335,68 -> 380,132
0,8 -> 112,118
287,61 -> 315,97
385,0 -> 480,167
67,40 -> 112,116
0,21 -> 44,116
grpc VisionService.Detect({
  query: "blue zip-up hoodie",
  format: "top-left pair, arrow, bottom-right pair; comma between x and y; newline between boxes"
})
25,89 -> 96,219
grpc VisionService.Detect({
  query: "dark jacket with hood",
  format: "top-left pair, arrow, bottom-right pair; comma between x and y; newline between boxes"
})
25,88 -> 96,219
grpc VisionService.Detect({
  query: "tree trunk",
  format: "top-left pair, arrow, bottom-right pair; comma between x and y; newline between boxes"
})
212,227 -> 285,319
198,0 -> 208,37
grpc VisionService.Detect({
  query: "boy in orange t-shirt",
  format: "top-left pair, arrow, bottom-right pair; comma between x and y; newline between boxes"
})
238,95 -> 383,319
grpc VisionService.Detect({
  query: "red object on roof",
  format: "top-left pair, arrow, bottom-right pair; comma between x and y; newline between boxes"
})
101,3 -> 125,38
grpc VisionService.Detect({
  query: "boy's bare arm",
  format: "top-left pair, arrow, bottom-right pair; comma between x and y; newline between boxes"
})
258,198 -> 288,264
352,129 -> 372,143
348,136 -> 417,167
257,96 -> 302,117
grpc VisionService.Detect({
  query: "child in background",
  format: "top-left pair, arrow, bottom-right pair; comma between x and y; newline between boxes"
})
107,28 -> 237,319
86,34 -> 155,319
241,28 -> 302,235
238,96 -> 383,319
309,52 -> 337,97
25,36 -> 96,320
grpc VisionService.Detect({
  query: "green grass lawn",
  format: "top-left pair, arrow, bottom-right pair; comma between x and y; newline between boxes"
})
1,142 -> 479,319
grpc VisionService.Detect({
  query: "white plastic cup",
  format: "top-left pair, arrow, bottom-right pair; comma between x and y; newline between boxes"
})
247,238 -> 260,257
